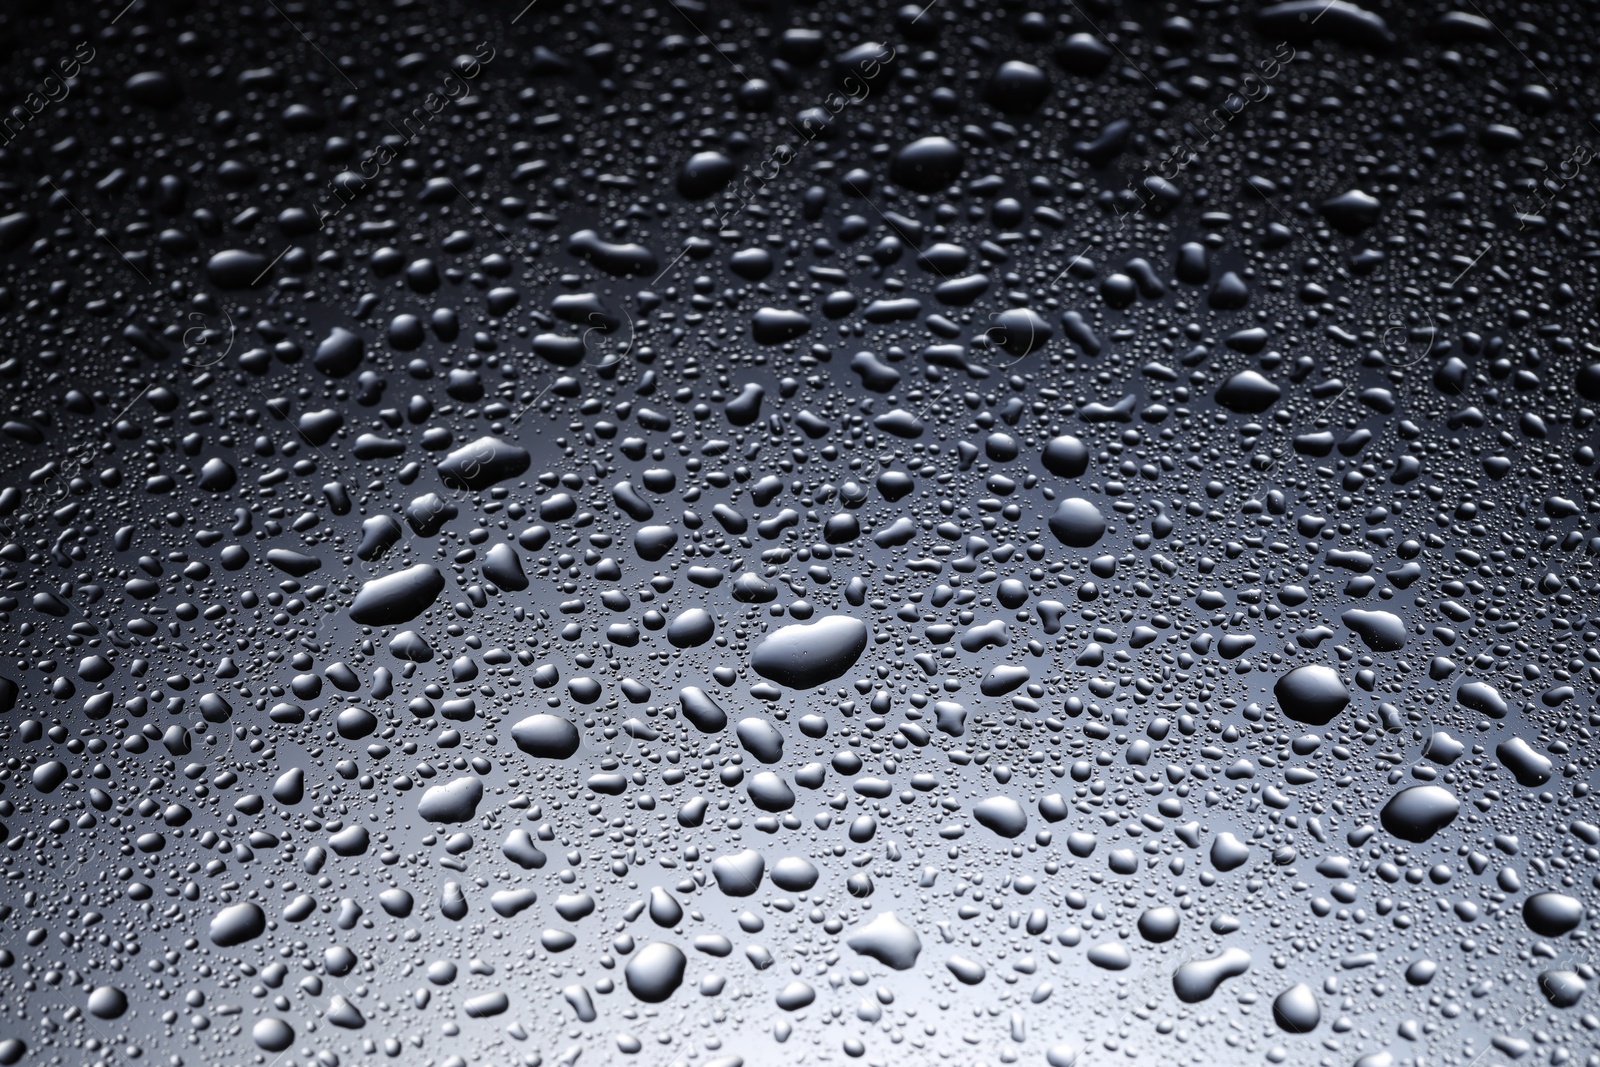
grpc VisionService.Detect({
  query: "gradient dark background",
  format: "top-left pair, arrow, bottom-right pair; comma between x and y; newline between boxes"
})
1,1 -> 1597,1065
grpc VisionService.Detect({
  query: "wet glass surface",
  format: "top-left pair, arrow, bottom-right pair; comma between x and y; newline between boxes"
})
0,1 -> 1597,1065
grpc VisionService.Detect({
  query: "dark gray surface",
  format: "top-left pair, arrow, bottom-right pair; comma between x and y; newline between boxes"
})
0,2 -> 1597,1065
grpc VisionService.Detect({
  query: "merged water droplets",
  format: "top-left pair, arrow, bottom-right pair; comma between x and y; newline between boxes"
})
208,901 -> 267,947
1173,947 -> 1253,1003
845,912 -> 923,971
1380,784 -> 1463,843
749,613 -> 870,689
624,941 -> 688,1003
1274,664 -> 1350,725
416,775 -> 484,822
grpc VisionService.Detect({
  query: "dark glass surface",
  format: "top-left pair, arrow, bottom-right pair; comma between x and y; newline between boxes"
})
0,2 -> 1597,1065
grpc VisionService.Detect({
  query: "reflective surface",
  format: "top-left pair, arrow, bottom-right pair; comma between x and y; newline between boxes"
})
0,2 -> 1598,1065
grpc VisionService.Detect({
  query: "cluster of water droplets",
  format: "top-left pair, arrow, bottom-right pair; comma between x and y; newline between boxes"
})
0,1 -> 1597,1066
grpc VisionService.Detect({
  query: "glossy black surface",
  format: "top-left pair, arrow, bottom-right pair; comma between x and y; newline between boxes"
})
1,2 -> 1598,1065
